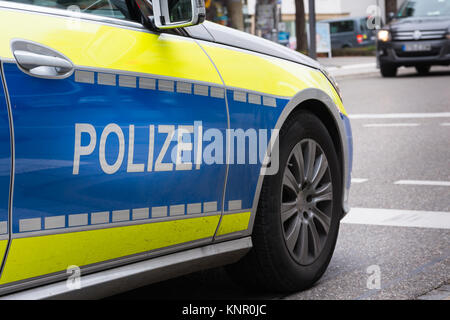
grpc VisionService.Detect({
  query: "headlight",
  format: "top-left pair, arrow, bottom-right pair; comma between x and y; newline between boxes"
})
321,68 -> 343,102
378,30 -> 391,42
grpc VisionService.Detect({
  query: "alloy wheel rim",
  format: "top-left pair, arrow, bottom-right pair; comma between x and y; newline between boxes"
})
281,139 -> 333,265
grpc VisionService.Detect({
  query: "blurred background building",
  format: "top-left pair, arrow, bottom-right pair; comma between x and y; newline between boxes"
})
206,0 -> 403,51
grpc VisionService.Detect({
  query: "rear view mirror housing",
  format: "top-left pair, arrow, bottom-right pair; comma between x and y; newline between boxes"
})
153,0 -> 206,29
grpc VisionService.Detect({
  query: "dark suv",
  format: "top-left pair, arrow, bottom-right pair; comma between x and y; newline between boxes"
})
377,0 -> 450,77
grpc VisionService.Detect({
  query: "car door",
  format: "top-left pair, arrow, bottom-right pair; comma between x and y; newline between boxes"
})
0,0 -> 227,288
0,62 -> 11,266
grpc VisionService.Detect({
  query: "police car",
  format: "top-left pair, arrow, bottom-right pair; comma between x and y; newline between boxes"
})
0,0 -> 352,298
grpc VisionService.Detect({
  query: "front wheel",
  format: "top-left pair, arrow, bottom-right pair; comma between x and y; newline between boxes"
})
226,111 -> 342,292
380,62 -> 398,77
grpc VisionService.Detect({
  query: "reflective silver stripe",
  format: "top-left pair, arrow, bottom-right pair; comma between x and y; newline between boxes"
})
228,200 -> 242,211
44,216 -> 65,229
203,201 -> 217,213
187,203 -> 202,214
248,94 -> 261,105
0,221 -> 7,234
176,82 -> 192,94
112,210 -> 130,222
158,79 -> 174,92
97,73 -> 116,86
210,87 -> 225,99
233,91 -> 246,102
152,206 -> 167,218
132,208 -> 149,220
91,211 -> 110,225
170,205 -> 185,216
75,70 -> 94,84
19,218 -> 41,232
118,75 -> 136,88
194,84 -> 208,96
68,214 -> 88,227
262,96 -> 277,107
139,77 -> 156,90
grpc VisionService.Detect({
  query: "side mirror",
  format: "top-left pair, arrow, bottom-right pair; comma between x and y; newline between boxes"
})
153,0 -> 206,29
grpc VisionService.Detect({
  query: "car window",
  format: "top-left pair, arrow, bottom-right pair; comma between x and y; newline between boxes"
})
4,0 -> 132,20
330,20 -> 355,34
397,0 -> 450,18
360,18 -> 367,32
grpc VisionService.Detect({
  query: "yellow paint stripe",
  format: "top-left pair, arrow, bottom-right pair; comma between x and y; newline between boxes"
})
0,10 -> 222,85
0,239 -> 7,263
201,44 -> 347,115
216,212 -> 251,236
0,215 -> 220,285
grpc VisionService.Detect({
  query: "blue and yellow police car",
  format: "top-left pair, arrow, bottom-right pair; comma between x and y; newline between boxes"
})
0,0 -> 352,298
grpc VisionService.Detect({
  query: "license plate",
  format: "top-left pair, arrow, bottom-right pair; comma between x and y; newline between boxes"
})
402,43 -> 431,52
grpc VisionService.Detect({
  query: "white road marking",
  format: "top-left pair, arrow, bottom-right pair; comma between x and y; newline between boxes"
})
351,178 -> 368,183
363,123 -> 420,128
341,63 -> 377,70
440,123 -> 450,126
349,112 -> 450,120
394,180 -> 450,187
342,207 -> 450,229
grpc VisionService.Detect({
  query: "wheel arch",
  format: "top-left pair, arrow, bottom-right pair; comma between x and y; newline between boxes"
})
246,88 -> 351,236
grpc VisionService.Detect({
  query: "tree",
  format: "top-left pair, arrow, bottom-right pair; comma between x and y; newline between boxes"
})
295,0 -> 307,53
225,0 -> 244,31
385,0 -> 397,22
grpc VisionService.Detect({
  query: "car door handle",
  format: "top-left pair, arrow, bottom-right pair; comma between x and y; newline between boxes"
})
11,39 -> 74,79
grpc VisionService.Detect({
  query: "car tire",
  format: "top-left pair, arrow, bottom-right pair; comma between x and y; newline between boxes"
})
380,63 -> 398,77
226,111 -> 342,293
416,65 -> 431,75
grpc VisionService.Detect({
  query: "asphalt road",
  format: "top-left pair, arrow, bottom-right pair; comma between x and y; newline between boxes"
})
110,66 -> 450,300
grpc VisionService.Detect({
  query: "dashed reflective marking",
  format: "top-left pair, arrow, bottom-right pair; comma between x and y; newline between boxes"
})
75,70 -> 94,84
112,210 -> 130,222
68,214 -> 88,227
73,70 -> 278,108
44,215 -> 65,229
97,73 -> 116,86
187,203 -> 202,214
139,77 -> 156,90
132,208 -> 149,220
233,91 -> 246,102
19,218 -> 41,232
248,94 -> 261,105
118,75 -> 136,88
228,200 -> 242,211
0,221 -> 7,234
91,211 -> 110,225
262,96 -> 277,107
170,205 -> 185,216
204,201 -> 218,213
152,206 -> 168,218
176,82 -> 192,94
194,84 -> 209,96
159,79 -> 174,92
14,200 -> 242,233
210,87 -> 225,99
